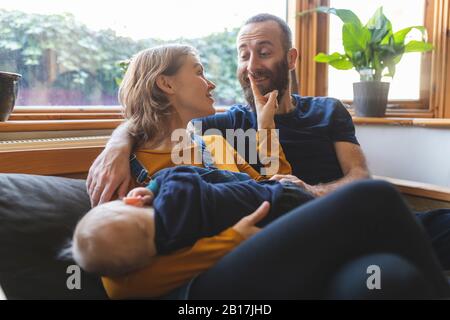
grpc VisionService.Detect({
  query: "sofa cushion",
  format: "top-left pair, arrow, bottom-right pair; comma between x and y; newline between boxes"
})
0,174 -> 107,299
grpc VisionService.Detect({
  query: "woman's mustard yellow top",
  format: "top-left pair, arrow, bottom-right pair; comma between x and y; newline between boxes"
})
102,132 -> 291,299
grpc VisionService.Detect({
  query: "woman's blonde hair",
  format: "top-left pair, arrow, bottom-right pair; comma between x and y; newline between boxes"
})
119,44 -> 199,148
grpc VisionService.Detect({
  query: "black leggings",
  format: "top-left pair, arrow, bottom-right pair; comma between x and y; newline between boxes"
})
188,180 -> 450,299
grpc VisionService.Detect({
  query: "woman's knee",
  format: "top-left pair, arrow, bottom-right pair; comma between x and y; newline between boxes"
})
327,253 -> 438,299
338,180 -> 407,214
341,179 -> 398,201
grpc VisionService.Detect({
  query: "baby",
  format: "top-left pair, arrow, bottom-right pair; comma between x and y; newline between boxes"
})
71,166 -> 314,277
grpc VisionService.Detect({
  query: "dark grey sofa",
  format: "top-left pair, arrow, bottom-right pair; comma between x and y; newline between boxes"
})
0,174 -> 107,299
2,173 -> 450,299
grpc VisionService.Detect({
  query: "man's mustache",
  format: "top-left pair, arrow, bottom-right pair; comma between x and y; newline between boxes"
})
241,70 -> 273,85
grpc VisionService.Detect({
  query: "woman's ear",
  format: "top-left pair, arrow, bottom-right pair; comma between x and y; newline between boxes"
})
156,75 -> 176,95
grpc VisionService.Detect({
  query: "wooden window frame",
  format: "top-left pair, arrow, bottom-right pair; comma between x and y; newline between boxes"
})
4,1 -> 447,127
289,0 -> 450,118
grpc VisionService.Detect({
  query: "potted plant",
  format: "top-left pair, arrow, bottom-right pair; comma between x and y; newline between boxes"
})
299,7 -> 434,117
0,71 -> 22,121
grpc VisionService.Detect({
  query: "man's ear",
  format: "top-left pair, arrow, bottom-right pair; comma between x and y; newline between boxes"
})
287,48 -> 298,70
156,75 -> 175,95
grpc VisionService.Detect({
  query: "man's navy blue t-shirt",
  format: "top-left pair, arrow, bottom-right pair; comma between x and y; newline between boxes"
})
195,94 -> 359,185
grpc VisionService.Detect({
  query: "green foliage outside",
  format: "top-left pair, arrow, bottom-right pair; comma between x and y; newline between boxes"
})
0,9 -> 243,106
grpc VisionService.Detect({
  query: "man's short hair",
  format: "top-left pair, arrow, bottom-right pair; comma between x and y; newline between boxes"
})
244,13 -> 292,53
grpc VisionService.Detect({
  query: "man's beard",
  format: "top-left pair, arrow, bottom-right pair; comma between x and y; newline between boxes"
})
239,58 -> 290,111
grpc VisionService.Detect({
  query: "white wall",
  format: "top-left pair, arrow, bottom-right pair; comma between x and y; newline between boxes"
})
355,125 -> 450,188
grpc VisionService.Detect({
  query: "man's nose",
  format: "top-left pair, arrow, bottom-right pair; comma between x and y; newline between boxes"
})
247,54 -> 262,75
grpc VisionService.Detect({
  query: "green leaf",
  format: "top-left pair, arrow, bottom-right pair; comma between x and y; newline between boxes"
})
393,54 -> 403,65
299,6 -> 362,27
366,7 -> 383,30
321,7 -> 362,27
342,23 -> 371,53
378,44 -> 397,55
314,52 -> 353,70
372,52 -> 383,81
404,40 -> 434,52
351,51 -> 367,69
366,7 -> 392,44
384,62 -> 396,78
393,26 -> 426,44
314,52 -> 341,63
329,58 -> 353,70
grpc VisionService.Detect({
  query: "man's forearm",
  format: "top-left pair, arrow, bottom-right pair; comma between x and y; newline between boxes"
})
106,121 -> 134,151
310,167 -> 371,197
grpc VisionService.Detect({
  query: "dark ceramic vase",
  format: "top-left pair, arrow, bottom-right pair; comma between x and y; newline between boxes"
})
353,81 -> 390,117
0,71 -> 22,122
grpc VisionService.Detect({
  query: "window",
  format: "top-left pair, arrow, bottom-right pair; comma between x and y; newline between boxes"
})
0,0 -> 286,108
328,0 -> 425,101
293,0 -> 450,117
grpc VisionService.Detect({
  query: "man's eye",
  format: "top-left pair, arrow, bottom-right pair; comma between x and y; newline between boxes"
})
260,52 -> 270,57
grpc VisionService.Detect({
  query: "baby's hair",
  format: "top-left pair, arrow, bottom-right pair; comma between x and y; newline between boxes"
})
60,201 -> 156,277
57,239 -> 74,261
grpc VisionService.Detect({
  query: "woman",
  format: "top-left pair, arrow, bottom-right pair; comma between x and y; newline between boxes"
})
100,44 -> 449,299
119,44 -> 290,180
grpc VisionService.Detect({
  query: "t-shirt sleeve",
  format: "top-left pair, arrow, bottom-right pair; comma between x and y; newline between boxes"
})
193,106 -> 251,136
193,110 -> 234,136
329,100 -> 360,145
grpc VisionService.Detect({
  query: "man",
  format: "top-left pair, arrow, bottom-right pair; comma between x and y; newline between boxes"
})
87,13 -> 369,207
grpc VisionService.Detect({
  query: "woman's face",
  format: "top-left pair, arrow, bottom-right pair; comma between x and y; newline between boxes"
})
170,54 -> 216,120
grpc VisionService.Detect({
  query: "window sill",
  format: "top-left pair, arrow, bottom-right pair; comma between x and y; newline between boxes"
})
375,175 -> 450,202
0,119 -> 124,132
353,117 -> 450,128
2,110 -> 448,134
348,108 -> 434,119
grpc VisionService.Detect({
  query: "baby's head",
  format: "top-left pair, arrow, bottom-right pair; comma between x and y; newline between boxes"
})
72,200 -> 156,277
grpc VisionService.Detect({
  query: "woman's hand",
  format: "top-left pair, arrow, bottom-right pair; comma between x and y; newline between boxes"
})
248,74 -> 278,130
124,187 -> 154,207
232,201 -> 270,240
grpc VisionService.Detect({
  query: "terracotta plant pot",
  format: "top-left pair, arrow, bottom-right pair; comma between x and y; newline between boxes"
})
0,71 -> 22,122
353,81 -> 390,117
